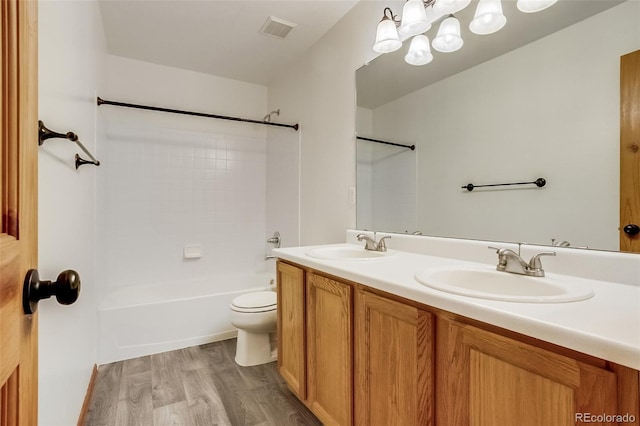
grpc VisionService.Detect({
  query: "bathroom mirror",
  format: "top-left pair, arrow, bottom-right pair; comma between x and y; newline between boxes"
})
356,0 -> 639,252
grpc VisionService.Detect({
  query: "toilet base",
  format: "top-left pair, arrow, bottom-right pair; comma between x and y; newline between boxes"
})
235,329 -> 277,367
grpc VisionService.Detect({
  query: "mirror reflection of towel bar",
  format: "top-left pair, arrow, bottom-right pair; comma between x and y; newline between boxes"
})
462,178 -> 546,191
38,120 -> 100,169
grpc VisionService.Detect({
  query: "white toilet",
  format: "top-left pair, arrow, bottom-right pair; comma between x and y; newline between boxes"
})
230,291 -> 277,367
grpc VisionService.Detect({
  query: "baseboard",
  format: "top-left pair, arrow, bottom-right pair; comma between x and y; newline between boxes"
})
76,364 -> 98,426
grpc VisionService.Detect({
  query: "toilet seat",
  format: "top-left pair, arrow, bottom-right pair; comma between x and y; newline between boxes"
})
231,291 -> 277,313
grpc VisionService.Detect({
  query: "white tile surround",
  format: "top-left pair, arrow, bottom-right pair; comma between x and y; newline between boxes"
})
100,122 -> 269,290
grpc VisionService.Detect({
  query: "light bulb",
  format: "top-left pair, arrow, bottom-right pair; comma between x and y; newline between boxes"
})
398,0 -> 431,39
373,10 -> 402,53
405,35 -> 434,66
432,16 -> 463,53
517,0 -> 557,13
469,0 -> 506,35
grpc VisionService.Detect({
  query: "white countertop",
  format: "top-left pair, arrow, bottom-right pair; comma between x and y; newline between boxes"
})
274,243 -> 640,370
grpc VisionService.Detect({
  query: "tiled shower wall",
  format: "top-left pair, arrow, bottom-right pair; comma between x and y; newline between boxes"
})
99,121 -> 268,290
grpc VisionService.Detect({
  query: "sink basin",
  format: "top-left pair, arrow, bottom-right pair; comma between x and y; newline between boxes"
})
415,265 -> 594,303
306,245 -> 394,261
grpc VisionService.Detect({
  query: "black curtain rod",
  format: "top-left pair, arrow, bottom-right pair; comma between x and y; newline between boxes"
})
356,135 -> 415,151
96,97 -> 299,131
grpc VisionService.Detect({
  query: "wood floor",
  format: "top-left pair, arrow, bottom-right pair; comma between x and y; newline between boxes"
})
83,339 -> 322,426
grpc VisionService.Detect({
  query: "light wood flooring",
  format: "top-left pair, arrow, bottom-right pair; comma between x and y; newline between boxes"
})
83,338 -> 321,426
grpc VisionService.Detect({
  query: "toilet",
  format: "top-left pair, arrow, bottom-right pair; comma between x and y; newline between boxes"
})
230,291 -> 277,366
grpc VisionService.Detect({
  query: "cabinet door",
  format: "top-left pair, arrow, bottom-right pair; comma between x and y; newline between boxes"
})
437,318 -> 620,426
355,289 -> 434,426
277,261 -> 306,399
307,272 -> 353,426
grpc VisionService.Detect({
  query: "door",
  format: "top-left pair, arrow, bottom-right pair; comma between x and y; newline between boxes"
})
620,49 -> 640,253
436,318 -> 619,426
306,272 -> 352,426
354,289 -> 433,426
0,0 -> 38,425
276,261 -> 307,399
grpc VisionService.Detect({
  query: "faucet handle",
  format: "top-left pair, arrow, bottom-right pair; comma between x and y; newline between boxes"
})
488,246 -> 513,255
528,251 -> 556,268
377,236 -> 391,252
527,251 -> 556,276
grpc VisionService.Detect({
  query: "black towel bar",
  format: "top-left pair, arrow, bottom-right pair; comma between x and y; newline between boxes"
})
38,120 -> 100,169
462,178 -> 546,191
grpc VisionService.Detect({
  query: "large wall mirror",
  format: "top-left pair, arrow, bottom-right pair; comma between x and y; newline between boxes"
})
356,0 -> 639,252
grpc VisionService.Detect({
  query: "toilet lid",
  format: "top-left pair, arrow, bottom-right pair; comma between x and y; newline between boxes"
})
231,291 -> 277,312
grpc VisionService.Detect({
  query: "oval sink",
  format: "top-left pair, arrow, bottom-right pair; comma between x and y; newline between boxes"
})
415,265 -> 594,303
306,245 -> 394,261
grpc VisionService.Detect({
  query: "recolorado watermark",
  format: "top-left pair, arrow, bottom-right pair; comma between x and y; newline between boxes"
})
576,412 -> 636,423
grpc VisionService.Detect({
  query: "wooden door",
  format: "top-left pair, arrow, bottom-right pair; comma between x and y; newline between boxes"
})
436,318 -> 624,426
0,0 -> 38,425
306,272 -> 352,426
276,261 -> 307,399
354,289 -> 433,426
620,49 -> 640,253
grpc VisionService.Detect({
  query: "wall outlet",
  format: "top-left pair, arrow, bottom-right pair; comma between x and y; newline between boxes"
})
348,187 -> 356,205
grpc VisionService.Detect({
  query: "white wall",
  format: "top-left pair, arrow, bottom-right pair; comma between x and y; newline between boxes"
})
372,1 -> 639,250
98,56 -> 273,294
38,1 -> 106,425
267,1 -> 384,245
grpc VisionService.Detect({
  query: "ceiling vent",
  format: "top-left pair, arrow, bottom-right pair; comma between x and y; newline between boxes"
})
259,16 -> 297,39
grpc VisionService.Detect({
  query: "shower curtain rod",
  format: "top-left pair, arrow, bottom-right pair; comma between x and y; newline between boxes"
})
357,135 -> 415,151
96,97 -> 299,131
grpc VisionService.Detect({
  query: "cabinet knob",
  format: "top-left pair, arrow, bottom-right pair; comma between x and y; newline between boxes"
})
23,269 -> 81,314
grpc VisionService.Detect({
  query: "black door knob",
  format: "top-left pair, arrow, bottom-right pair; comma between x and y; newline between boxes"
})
23,269 -> 81,314
623,224 -> 640,236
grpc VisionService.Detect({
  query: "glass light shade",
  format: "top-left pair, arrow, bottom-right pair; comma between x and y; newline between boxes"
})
405,35 -> 434,66
432,16 -> 463,53
433,0 -> 472,16
373,17 -> 402,53
398,0 -> 431,39
425,5 -> 439,23
469,0 -> 507,35
517,0 -> 557,13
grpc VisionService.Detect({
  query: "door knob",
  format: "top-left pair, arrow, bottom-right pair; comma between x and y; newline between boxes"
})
623,224 -> 640,236
23,269 -> 81,314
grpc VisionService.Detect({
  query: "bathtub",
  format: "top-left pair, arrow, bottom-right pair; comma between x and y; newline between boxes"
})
98,273 -> 274,364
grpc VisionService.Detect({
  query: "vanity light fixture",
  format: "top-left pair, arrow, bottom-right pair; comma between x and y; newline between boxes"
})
373,0 -> 557,65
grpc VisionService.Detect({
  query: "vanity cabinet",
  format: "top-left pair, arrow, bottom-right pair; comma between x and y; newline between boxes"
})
277,261 -> 640,426
436,316 -> 639,426
276,262 -> 354,425
354,289 -> 434,426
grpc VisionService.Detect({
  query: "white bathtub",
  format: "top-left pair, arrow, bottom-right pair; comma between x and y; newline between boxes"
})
98,273 -> 274,364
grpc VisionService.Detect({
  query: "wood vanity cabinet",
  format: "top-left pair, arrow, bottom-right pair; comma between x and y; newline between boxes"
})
277,261 -> 640,426
276,261 -> 354,425
436,316 -> 640,426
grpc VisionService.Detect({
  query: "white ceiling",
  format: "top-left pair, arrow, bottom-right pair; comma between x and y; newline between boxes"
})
99,0 -> 359,86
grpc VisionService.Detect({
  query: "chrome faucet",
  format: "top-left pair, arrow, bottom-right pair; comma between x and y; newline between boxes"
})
489,246 -> 556,277
357,232 -> 391,252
